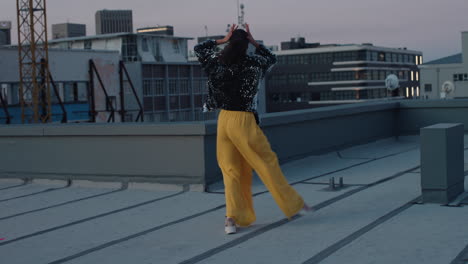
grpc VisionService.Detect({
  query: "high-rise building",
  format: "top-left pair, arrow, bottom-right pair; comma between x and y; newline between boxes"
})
52,23 -> 86,39
137,26 -> 174,36
0,21 -> 11,46
95,9 -> 133,35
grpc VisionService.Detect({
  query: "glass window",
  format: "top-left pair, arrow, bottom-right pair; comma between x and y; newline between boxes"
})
77,82 -> 88,102
424,84 -> 432,92
378,52 -> 385,61
143,80 -> 153,96
154,79 -> 165,95
63,82 -> 74,102
169,79 -> 178,94
179,79 -> 190,94
84,40 -> 92,50
142,37 -> 149,52
172,40 -> 180,53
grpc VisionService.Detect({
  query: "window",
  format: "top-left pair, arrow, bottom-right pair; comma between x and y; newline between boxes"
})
424,84 -> 432,92
84,40 -> 92,50
179,79 -> 190,94
172,40 -> 180,54
1,84 -> 7,103
378,52 -> 385,61
416,71 -> 419,81
142,37 -> 149,52
77,82 -> 88,102
143,80 -> 153,96
169,80 -> 178,94
153,79 -> 165,95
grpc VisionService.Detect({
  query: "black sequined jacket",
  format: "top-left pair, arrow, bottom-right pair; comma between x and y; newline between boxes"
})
194,39 -> 277,113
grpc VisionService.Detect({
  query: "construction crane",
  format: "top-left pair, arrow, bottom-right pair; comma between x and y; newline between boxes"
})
16,0 -> 51,123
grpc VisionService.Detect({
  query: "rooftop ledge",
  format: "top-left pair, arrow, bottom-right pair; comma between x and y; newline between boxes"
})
1,99 -> 468,187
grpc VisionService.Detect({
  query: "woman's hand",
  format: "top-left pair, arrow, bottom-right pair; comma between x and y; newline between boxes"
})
245,23 -> 260,48
216,24 -> 238,45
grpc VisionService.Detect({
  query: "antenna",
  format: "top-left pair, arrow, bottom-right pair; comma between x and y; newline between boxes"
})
237,2 -> 245,28
204,25 -> 208,37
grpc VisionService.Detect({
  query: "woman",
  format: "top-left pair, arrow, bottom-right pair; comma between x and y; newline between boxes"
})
195,24 -> 311,234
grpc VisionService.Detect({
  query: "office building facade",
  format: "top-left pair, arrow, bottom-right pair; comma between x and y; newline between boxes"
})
95,10 -> 133,35
52,23 -> 86,39
49,32 -> 218,122
0,21 -> 11,46
265,42 -> 423,112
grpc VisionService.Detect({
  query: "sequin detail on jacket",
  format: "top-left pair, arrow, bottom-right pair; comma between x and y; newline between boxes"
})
194,39 -> 277,112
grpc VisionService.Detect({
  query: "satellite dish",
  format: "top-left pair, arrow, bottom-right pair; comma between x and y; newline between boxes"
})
441,81 -> 455,94
385,74 -> 399,91
440,81 -> 455,99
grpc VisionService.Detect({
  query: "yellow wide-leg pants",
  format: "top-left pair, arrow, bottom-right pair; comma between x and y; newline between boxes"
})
216,109 -> 305,227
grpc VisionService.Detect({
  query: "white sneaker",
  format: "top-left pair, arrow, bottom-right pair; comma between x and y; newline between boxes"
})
298,204 -> 314,216
225,218 -> 237,235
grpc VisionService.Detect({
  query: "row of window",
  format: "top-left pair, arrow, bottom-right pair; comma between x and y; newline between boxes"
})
142,78 -> 207,96
143,109 -> 217,122
277,51 -> 422,65
142,65 -> 202,79
453,73 -> 468,82
0,82 -> 89,105
268,89 -> 391,103
268,70 -> 418,86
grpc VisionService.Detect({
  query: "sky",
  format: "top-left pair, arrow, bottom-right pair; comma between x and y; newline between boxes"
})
1,0 -> 467,61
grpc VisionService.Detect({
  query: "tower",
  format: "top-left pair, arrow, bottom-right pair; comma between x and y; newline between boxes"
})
16,0 -> 52,123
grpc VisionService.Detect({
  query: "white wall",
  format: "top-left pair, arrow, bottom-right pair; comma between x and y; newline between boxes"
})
419,32 -> 468,99
420,64 -> 464,99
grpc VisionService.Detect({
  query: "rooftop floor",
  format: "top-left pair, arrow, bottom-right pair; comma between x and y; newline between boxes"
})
1,135 -> 468,264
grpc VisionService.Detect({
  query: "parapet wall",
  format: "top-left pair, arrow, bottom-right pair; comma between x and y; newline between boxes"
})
1,99 -> 468,188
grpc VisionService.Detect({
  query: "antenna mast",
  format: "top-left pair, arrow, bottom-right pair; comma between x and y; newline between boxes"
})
238,2 -> 245,26
16,0 -> 51,123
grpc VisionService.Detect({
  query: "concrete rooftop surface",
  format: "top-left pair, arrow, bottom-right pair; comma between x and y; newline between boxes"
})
1,135 -> 468,264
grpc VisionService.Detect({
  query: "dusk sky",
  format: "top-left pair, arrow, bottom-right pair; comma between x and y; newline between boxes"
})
1,0 -> 467,61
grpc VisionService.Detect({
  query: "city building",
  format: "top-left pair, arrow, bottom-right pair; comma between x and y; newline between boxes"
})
281,37 -> 320,50
419,31 -> 468,99
197,35 -> 224,44
0,21 -> 11,46
95,9 -> 133,35
265,40 -> 423,113
137,26 -> 174,36
48,32 -> 217,122
0,47 -> 121,124
52,23 -> 86,39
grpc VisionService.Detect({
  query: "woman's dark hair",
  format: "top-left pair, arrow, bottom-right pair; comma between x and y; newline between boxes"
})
219,29 -> 249,65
